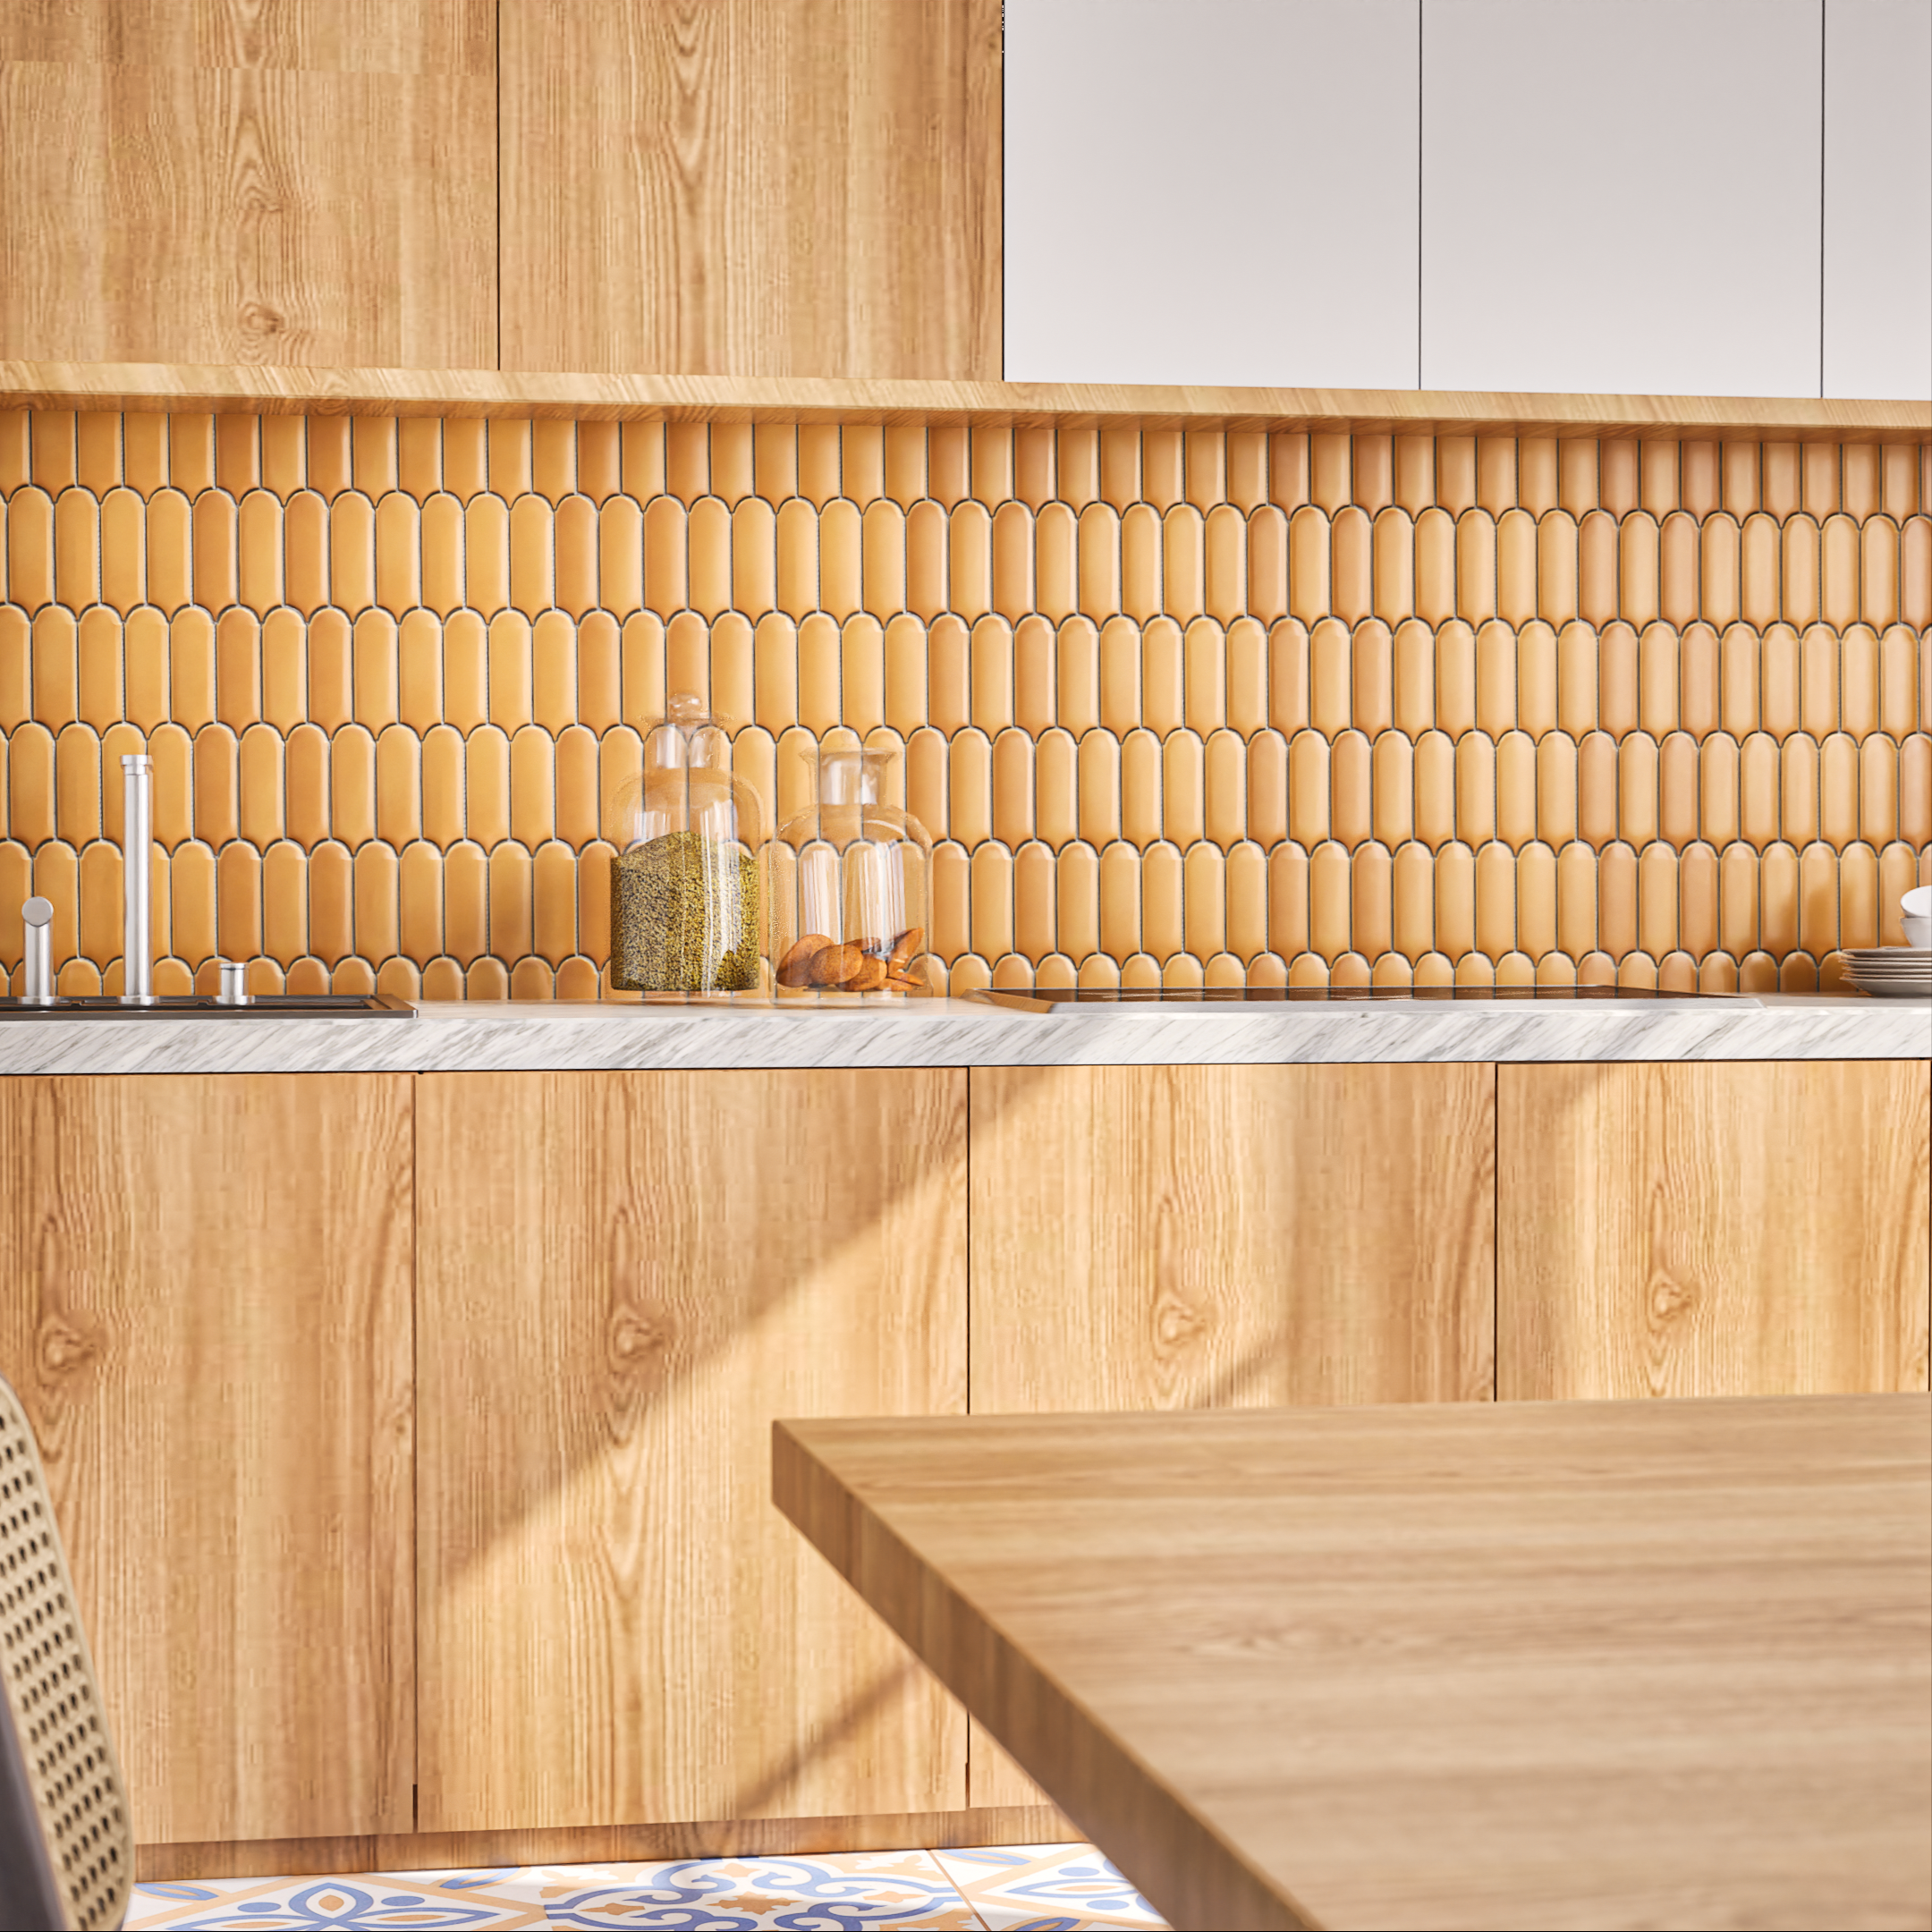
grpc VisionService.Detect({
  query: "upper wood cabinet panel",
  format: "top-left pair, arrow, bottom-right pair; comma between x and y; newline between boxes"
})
500,0 -> 1002,379
1003,0 -> 1419,386
0,1072 -> 415,1846
1421,0 -> 1823,398
1499,1063 -> 1932,1402
1824,0 -> 1932,401
0,0 -> 496,369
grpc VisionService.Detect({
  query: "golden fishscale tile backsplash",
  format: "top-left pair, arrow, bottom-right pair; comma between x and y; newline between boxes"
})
0,410 -> 1927,1000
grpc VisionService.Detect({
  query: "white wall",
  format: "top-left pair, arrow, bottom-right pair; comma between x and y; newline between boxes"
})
1824,0 -> 1932,400
1005,0 -> 1932,400
1003,0 -> 1420,388
1420,0 -> 1822,397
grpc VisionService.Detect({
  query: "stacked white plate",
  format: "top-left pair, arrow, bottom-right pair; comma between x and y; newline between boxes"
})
1837,948 -> 1932,998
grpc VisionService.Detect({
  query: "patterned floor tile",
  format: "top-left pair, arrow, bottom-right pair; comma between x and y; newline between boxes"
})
125,1842 -> 1145,1930
931,1844 -> 1167,1930
127,1869 -> 547,1929
538,1850 -> 979,1928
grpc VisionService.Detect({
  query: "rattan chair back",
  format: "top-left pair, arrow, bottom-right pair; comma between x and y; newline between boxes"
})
0,1374 -> 131,1930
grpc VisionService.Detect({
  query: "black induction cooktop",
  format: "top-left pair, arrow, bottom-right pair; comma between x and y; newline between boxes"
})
972,984 -> 1755,1011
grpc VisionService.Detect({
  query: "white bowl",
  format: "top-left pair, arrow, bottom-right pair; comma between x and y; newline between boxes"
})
1902,912 -> 1931,949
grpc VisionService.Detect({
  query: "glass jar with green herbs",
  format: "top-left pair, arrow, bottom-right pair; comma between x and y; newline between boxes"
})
611,698 -> 765,995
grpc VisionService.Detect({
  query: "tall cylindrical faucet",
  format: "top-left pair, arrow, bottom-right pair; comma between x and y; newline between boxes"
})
121,753 -> 155,1005
20,896 -> 55,1005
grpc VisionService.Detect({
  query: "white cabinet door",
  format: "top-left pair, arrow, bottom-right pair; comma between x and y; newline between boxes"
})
1824,0 -> 1932,401
1421,0 -> 1823,397
1004,0 -> 1420,388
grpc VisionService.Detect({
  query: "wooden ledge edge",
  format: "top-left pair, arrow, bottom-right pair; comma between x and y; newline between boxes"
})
4,359 -> 1928,437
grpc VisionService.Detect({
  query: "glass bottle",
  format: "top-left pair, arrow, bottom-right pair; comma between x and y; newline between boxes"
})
610,696 -> 766,994
767,744 -> 932,997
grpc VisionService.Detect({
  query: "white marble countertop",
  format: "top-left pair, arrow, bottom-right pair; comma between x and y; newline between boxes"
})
0,992 -> 1922,1078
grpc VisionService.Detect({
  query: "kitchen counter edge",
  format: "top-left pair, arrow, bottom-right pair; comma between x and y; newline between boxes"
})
0,994 -> 1921,1078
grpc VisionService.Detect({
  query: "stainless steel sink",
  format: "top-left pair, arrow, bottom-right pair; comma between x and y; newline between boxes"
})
0,994 -> 415,1021
6,758 -> 420,1021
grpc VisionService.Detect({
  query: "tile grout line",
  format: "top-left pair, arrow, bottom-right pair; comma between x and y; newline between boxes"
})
918,1844 -> 996,1932
410,1070 -> 420,1838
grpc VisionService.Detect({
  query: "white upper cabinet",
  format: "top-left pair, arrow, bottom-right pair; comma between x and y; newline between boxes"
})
1824,0 -> 1932,400
1420,0 -> 1824,397
1003,0 -> 1421,388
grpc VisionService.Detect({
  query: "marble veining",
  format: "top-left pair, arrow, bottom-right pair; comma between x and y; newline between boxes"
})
0,994 -> 1921,1079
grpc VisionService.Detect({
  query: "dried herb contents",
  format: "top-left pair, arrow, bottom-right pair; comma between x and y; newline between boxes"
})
612,831 -> 760,992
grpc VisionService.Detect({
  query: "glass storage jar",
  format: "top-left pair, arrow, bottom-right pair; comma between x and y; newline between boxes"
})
611,696 -> 766,994
767,744 -> 932,996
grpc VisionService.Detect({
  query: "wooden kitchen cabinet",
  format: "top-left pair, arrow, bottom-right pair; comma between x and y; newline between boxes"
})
5,1050 -> 1921,1871
0,1073 -> 415,1847
413,1069 -> 969,1835
1498,1063 -> 1932,1402
0,2 -> 496,368
970,1064 -> 1496,1413
498,0 -> 1002,378
966,1062 -> 1496,1804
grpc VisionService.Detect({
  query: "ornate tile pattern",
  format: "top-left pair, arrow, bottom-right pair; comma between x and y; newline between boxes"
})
538,1851 -> 981,1928
129,1844 -> 1160,1931
3,411 -> 1926,1001
932,1845 -> 1166,1930
127,1868 -> 547,1928
128,1844 -> 1173,1930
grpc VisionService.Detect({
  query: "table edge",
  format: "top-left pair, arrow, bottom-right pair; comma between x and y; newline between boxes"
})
771,1418 -> 1318,1932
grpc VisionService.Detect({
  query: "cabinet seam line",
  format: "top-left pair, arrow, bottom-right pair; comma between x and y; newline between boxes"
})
1417,0 -> 1425,391
964,1066 -> 972,1808
1492,1062 -> 1500,1404
411,1071 -> 420,1835
496,0 -> 504,372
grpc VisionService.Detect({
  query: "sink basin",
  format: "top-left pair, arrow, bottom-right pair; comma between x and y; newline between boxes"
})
0,994 -> 415,1021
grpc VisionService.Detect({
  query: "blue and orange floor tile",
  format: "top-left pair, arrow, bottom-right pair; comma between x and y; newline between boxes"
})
128,1841 -> 1167,1929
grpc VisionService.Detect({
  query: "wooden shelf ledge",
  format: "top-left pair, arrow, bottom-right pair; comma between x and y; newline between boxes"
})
1,360 -> 1927,436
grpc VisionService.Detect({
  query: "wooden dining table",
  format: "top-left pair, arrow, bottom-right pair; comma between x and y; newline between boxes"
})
774,1394 -> 1931,1932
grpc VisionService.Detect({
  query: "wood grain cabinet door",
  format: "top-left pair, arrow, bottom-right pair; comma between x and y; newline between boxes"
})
0,3 -> 496,368
414,1069 -> 968,1835
0,1074 -> 415,1848
965,1063 -> 1496,1804
498,0 -> 1002,378
1499,1063 -> 1932,1401
970,1064 -> 1496,1416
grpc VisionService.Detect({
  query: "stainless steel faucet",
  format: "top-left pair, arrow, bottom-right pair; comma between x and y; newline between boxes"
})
120,753 -> 155,1005
19,896 -> 55,1005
